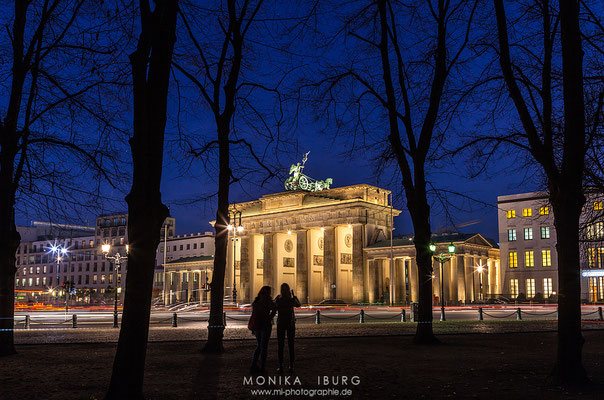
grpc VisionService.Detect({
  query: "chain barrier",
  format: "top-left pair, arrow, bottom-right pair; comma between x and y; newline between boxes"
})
320,313 -> 361,320
580,310 -> 599,316
364,312 -> 403,320
522,310 -> 558,316
481,311 -> 518,319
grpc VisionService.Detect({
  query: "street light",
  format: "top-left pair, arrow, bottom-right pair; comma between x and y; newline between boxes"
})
429,242 -> 456,321
102,243 -> 128,328
48,244 -> 69,312
229,207 -> 243,304
476,263 -> 485,301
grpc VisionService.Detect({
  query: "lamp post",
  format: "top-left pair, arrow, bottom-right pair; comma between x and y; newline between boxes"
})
102,243 -> 128,328
228,208 -> 243,305
429,242 -> 456,321
476,263 -> 484,301
48,244 -> 69,310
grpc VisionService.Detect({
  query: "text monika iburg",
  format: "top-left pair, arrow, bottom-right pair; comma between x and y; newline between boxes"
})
243,375 -> 361,386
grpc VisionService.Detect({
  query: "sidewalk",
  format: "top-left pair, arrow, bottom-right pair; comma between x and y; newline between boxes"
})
2,322 -> 604,399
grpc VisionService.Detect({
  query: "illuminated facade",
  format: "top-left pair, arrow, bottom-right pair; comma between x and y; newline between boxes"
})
498,191 -> 604,302
162,184 -> 500,305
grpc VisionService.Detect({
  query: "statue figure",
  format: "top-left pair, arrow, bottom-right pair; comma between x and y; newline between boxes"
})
284,152 -> 332,192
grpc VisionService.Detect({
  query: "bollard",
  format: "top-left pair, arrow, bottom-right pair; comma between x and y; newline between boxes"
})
172,312 -> 178,328
25,315 -> 30,329
72,314 -> 77,328
223,312 -> 227,327
113,310 -> 119,328
401,309 -> 406,322
598,307 -> 603,321
315,309 -> 321,324
360,309 -> 365,323
478,307 -> 483,321
516,307 -> 522,320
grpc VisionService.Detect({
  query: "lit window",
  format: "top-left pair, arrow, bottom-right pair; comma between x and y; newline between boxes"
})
28,278 -> 32,286
543,278 -> 552,298
525,251 -> 534,267
542,250 -> 552,267
507,210 -> 516,219
42,277 -> 46,285
508,229 -> 517,241
509,251 -> 518,268
599,277 -> 604,301
526,279 -> 535,298
101,275 -> 106,283
522,208 -> 532,217
109,274 -> 113,284
539,206 -> 549,215
540,226 -> 550,239
594,201 -> 603,211
524,227 -> 533,240
510,279 -> 519,298
35,277 -> 39,285
586,222 -> 604,240
43,266 -> 47,273
93,275 -> 98,284
589,277 -> 597,302
588,248 -> 596,268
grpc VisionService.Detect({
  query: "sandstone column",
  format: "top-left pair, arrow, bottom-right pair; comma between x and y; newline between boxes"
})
409,257 -> 419,302
323,227 -> 336,300
174,272 -> 181,302
352,224 -> 364,303
187,272 -> 193,302
296,230 -> 308,303
240,236 -> 251,303
263,234 -> 274,289
450,255 -> 458,303
456,255 -> 466,303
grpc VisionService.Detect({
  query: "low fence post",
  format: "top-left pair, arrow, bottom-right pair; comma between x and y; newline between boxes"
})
25,315 -> 30,329
315,309 -> 321,324
223,312 -> 227,327
72,314 -> 77,328
172,312 -> 178,328
478,307 -> 483,321
516,307 -> 522,320
401,309 -> 406,322
598,307 -> 603,321
360,309 -> 365,323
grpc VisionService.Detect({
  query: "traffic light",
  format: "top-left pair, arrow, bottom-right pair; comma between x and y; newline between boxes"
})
61,281 -> 67,289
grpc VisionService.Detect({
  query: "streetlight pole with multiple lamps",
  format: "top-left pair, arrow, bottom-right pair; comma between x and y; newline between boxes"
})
227,208 -> 243,305
48,244 -> 69,311
429,242 -> 456,321
101,243 -> 128,328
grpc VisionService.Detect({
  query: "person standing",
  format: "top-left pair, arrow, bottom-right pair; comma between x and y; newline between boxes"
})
250,286 -> 277,374
275,283 -> 301,374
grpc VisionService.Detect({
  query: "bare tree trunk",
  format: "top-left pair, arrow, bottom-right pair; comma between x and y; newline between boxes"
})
550,187 -> 588,384
0,194 -> 19,355
203,124 -> 230,353
550,0 -> 588,386
106,1 -> 177,398
409,194 -> 436,343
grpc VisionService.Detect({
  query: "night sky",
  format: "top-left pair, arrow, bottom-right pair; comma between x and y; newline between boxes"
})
8,1 -> 551,245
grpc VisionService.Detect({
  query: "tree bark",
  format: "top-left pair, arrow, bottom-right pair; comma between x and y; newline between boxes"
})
105,1 -> 177,398
202,123 -> 230,354
0,195 -> 19,355
550,186 -> 588,385
550,0 -> 588,386
409,194 -> 437,344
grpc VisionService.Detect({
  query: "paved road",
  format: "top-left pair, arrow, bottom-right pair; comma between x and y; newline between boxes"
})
13,305 -> 602,330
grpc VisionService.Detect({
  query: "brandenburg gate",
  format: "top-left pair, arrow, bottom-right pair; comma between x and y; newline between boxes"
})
227,183 -> 400,304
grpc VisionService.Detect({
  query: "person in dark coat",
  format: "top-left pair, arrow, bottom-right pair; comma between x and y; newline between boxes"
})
275,283 -> 301,374
250,286 -> 277,374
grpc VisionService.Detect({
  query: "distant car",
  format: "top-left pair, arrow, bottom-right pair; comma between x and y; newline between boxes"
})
318,299 -> 347,306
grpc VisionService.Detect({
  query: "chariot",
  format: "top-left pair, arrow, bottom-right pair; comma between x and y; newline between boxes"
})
284,152 -> 333,192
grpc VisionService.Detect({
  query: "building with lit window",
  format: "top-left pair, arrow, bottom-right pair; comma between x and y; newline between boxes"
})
497,191 -> 604,303
14,212 -> 179,304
